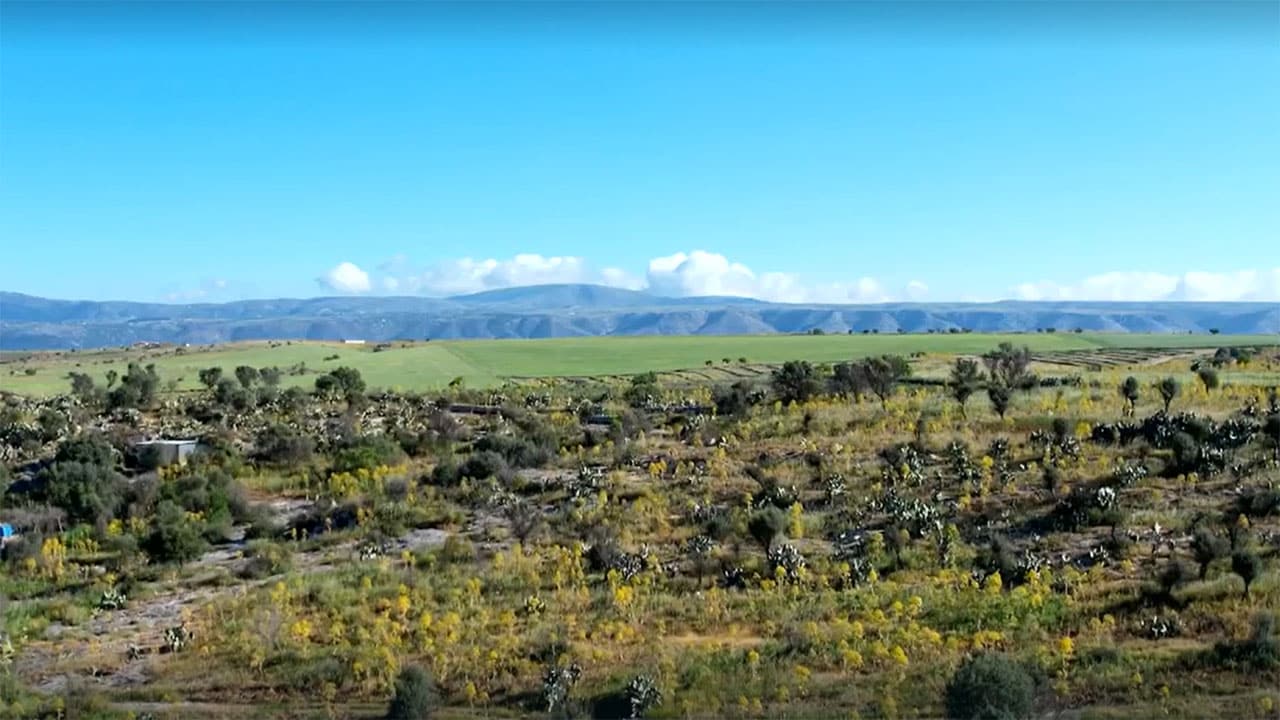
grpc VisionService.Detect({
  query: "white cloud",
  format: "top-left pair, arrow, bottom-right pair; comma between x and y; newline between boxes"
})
319,261 -> 372,294
643,250 -> 896,303
327,250 -> 926,303
400,254 -> 590,296
318,249 -> 1279,305
1012,268 -> 1280,302
163,278 -> 231,302
600,267 -> 645,291
645,251 -> 759,298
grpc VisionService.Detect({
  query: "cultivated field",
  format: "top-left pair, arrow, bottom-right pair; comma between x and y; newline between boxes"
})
2,333 -> 1276,397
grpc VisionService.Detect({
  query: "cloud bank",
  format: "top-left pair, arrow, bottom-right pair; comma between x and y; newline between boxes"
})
1013,268 -> 1280,303
163,278 -> 230,302
318,254 -> 1280,303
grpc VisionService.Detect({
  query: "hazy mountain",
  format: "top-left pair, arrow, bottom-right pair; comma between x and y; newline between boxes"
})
0,287 -> 1276,350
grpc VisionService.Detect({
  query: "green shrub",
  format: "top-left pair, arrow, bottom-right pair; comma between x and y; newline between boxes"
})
240,540 -> 294,579
748,507 -> 786,551
37,461 -> 124,525
386,664 -> 437,720
54,434 -> 117,468
945,653 -> 1035,720
473,433 -> 552,469
1213,614 -> 1279,670
333,435 -> 406,474
437,536 -> 476,565
144,500 -> 208,565
1232,551 -> 1262,597
458,451 -> 510,482
254,424 -> 315,467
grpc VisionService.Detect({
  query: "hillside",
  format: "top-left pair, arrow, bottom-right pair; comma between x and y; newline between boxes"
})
0,286 -> 1277,349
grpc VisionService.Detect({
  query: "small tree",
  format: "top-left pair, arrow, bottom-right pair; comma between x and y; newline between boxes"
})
1196,367 -> 1220,393
945,653 -> 1034,720
1232,551 -> 1261,598
863,355 -> 911,408
829,362 -> 868,401
1191,526 -> 1228,580
1158,377 -> 1180,413
987,383 -> 1012,420
950,358 -> 984,418
68,372 -> 98,403
982,343 -> 1035,392
234,365 -> 260,389
318,366 -> 366,399
258,366 -> 282,387
1119,376 -> 1140,417
198,367 -> 223,391
771,361 -> 820,405
386,664 -> 438,720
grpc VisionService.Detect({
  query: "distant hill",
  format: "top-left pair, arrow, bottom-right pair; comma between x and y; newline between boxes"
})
0,286 -> 1276,349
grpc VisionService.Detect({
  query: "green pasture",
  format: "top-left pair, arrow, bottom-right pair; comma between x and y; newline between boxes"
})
1,333 -> 1275,396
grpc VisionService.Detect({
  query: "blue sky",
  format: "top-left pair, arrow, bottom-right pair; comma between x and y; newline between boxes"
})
1,1 -> 1277,304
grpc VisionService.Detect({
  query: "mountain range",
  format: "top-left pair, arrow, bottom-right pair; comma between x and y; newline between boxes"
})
1,286 -> 1277,350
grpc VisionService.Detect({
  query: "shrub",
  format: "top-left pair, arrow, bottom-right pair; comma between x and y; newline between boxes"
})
144,500 -> 208,565
1213,614 -> 1279,670
748,507 -> 786,551
623,373 -> 660,408
35,409 -> 68,443
386,664 -> 438,720
1197,367 -> 1220,392
254,424 -> 315,467
458,451 -> 510,482
37,461 -> 124,525
333,435 -> 406,474
945,653 -> 1035,720
437,536 -> 476,565
473,433 -> 553,469
1232,551 -> 1262,598
714,380 -> 763,417
1158,377 -> 1180,412
54,434 -> 117,468
240,540 -> 294,579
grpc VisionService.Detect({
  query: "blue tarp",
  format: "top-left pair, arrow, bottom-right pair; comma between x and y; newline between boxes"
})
0,524 -> 13,539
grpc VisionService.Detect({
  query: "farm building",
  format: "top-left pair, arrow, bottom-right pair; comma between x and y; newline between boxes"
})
132,439 -> 199,466
342,339 -> 366,345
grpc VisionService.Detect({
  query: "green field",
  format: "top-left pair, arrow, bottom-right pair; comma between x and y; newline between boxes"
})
1,333 -> 1276,396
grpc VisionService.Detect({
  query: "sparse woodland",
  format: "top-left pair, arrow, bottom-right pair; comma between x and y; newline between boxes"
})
1,342 -> 1279,719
